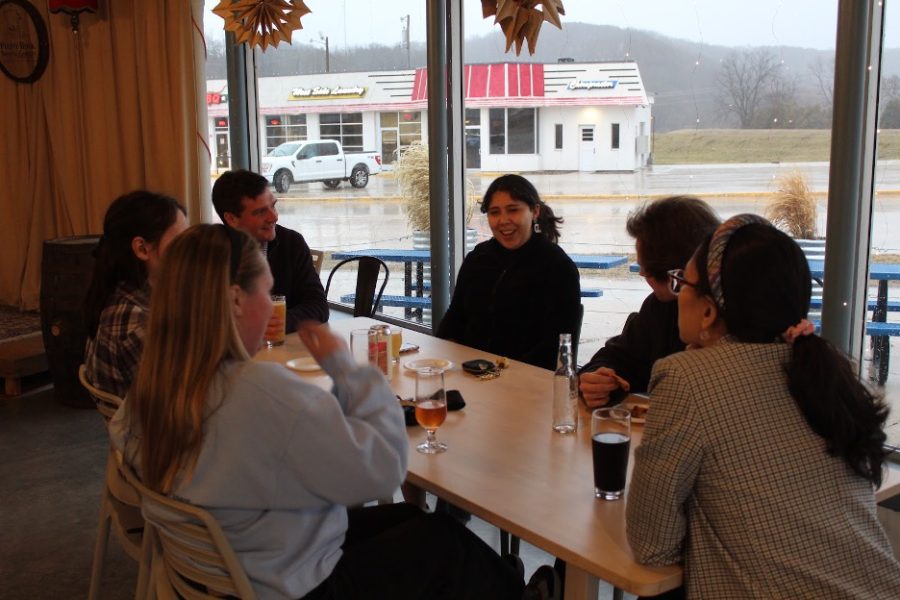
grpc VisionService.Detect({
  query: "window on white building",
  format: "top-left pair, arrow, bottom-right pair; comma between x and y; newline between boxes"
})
611,123 -> 620,149
380,111 -> 422,165
555,124 -> 563,150
489,108 -> 537,154
264,114 -> 307,154
321,112 -> 364,152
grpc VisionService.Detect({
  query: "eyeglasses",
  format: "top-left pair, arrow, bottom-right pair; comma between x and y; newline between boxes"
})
667,269 -> 699,295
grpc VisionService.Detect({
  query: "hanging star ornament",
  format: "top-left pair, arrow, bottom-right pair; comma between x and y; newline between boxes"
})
481,0 -> 565,55
212,0 -> 312,51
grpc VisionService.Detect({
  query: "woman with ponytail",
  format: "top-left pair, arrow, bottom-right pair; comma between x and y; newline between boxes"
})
626,215 -> 899,598
437,174 -> 581,370
83,190 -> 187,397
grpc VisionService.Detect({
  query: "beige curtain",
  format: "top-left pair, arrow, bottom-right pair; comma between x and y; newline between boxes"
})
0,0 -> 210,310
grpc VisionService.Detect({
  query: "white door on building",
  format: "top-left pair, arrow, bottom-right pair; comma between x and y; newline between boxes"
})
579,125 -> 596,172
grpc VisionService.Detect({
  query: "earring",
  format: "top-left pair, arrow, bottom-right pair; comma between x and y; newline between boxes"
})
533,220 -> 541,233
699,330 -> 710,342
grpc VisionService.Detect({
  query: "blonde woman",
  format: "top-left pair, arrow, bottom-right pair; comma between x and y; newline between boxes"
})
110,224 -> 523,599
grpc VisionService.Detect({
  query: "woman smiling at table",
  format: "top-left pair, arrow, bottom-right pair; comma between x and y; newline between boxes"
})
109,224 -> 524,600
437,174 -> 581,370
627,215 -> 900,598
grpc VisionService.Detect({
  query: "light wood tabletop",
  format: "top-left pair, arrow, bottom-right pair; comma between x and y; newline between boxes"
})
257,317 -> 682,599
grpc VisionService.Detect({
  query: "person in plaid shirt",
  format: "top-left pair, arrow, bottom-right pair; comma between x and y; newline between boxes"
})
83,190 -> 186,398
628,216 -> 900,599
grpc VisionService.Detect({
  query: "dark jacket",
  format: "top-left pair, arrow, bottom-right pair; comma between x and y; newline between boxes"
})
267,224 -> 328,331
578,292 -> 683,404
437,235 -> 581,370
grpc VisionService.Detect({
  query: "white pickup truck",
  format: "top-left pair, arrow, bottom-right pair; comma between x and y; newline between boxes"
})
261,140 -> 382,192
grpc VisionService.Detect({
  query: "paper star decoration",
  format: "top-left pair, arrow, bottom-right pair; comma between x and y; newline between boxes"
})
481,0 -> 565,55
212,0 -> 312,51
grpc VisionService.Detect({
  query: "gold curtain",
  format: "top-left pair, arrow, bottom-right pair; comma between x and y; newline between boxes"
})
0,0 -> 210,309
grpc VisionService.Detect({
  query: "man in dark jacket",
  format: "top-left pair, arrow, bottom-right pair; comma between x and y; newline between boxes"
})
579,196 -> 719,407
212,170 -> 328,333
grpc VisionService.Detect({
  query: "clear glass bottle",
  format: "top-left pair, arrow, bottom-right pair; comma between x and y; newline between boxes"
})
552,333 -> 578,433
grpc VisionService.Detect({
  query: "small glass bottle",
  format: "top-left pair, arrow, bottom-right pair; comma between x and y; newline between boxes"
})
368,324 -> 391,375
552,333 -> 578,433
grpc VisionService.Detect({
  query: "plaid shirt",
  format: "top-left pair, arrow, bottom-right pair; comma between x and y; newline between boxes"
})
84,282 -> 149,398
627,339 -> 900,599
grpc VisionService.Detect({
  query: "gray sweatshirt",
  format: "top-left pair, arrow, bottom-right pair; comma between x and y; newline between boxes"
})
110,349 -> 408,599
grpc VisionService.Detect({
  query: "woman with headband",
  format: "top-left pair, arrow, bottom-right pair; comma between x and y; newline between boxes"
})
626,215 -> 899,598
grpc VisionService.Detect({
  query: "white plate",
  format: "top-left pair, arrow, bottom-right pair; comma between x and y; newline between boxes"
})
285,357 -> 322,373
622,397 -> 649,424
404,358 -> 453,372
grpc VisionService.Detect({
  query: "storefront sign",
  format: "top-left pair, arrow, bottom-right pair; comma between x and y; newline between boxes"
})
567,79 -> 618,91
0,0 -> 49,84
207,92 -> 229,105
289,85 -> 367,100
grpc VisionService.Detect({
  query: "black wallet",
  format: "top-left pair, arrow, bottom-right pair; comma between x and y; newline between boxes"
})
403,390 -> 465,426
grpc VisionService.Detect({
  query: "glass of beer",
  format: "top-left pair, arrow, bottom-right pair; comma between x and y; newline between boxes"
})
266,295 -> 287,347
414,367 -> 448,454
591,407 -> 631,500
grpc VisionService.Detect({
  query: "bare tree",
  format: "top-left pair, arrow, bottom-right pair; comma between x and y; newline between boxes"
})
716,49 -> 782,128
809,54 -> 834,108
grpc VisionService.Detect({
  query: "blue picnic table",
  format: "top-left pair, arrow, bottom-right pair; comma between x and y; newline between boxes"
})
331,249 -> 628,319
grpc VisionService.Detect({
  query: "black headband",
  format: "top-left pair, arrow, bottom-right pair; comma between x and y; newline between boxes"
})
221,225 -> 243,282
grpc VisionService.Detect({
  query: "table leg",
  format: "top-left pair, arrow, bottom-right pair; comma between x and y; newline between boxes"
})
404,262 -> 412,320
416,260 -> 424,321
563,565 -> 599,600
873,280 -> 889,386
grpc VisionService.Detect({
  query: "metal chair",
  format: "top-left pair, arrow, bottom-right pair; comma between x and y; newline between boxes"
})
324,256 -> 390,317
118,460 -> 258,600
80,365 -> 146,600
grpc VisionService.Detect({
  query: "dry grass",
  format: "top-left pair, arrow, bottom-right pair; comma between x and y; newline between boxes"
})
653,129 -> 900,164
766,171 -> 818,238
395,142 -> 476,231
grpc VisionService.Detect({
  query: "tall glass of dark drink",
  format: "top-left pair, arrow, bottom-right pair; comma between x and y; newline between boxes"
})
415,367 -> 448,454
591,407 -> 631,500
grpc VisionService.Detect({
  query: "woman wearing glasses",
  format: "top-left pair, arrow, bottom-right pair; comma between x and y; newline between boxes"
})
110,224 -> 524,600
578,196 -> 719,407
627,215 -> 899,598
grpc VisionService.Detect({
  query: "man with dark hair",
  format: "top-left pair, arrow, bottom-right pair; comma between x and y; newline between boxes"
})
212,170 -> 328,332
579,196 -> 720,406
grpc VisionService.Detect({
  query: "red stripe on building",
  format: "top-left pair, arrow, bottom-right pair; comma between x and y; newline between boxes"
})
508,64 -> 519,97
409,64 -> 547,101
489,64 -> 505,98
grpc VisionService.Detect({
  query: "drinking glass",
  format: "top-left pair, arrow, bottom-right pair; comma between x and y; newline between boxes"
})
591,407 -> 631,500
266,295 -> 287,347
414,367 -> 447,454
350,329 -> 371,365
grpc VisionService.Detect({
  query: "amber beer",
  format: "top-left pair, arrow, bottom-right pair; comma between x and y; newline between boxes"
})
415,400 -> 447,429
267,295 -> 287,347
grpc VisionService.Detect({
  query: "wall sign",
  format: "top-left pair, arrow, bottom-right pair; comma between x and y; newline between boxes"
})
0,0 -> 50,84
567,80 -> 618,91
289,85 -> 367,100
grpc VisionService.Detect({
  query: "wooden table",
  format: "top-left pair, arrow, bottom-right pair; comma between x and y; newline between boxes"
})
257,317 -> 682,599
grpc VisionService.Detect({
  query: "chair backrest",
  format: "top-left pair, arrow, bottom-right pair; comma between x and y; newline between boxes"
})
573,303 -> 585,367
324,256 -> 390,317
119,460 -> 258,600
78,364 -> 123,420
309,249 -> 324,275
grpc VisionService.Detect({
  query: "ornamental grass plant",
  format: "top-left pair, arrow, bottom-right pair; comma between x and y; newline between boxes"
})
395,142 -> 476,232
766,171 -> 819,239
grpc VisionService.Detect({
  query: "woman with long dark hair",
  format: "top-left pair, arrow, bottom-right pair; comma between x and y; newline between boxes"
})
437,174 -> 581,370
627,215 -> 900,598
83,190 -> 186,397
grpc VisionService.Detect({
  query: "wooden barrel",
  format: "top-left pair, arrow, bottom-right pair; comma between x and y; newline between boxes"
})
40,235 -> 100,407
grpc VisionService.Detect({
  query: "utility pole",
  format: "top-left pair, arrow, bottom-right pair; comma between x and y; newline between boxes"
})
322,34 -> 330,73
401,15 -> 410,68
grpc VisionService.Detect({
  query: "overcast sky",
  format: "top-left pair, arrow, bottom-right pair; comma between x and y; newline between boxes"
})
205,1 -> 899,51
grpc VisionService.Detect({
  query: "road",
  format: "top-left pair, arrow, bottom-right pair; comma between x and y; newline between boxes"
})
274,162 -> 900,254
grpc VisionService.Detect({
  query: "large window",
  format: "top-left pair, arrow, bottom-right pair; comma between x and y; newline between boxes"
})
488,108 -> 537,154
264,114 -> 307,154
320,112 -> 364,152
380,111 -> 422,165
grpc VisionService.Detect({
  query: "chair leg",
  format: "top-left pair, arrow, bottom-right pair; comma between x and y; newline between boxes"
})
510,534 -> 521,556
134,525 -> 154,600
500,530 -> 510,556
87,493 -> 113,600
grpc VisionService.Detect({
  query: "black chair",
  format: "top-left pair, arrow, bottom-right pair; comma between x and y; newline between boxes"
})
573,303 -> 585,367
324,256 -> 390,317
